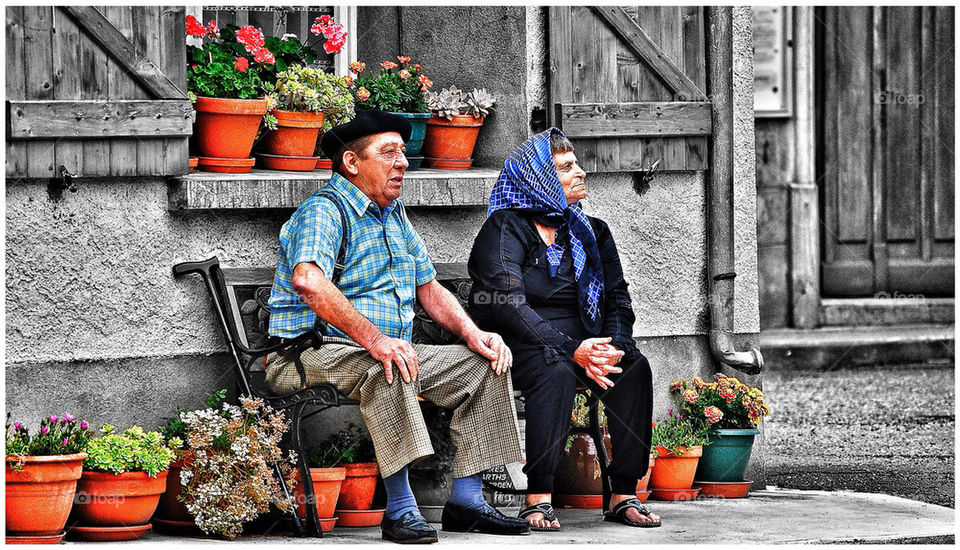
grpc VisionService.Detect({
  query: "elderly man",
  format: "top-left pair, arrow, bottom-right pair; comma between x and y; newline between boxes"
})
265,110 -> 528,543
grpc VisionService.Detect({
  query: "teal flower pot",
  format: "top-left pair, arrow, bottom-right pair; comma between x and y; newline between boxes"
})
390,112 -> 431,160
695,428 -> 759,482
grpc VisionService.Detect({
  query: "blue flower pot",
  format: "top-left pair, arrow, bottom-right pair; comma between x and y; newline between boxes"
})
390,112 -> 431,158
694,428 -> 759,482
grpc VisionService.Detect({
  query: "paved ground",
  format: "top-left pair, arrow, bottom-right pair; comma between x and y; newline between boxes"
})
762,363 -> 955,509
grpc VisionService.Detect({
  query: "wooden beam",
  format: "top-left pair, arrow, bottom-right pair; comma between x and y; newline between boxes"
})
7,100 -> 193,138
60,6 -> 185,99
592,6 -> 707,101
556,102 -> 712,137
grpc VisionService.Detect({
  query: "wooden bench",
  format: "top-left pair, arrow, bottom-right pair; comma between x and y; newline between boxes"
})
173,257 -> 611,536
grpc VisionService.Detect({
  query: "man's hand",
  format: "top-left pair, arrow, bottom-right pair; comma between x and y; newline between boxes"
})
465,330 -> 513,375
368,334 -> 420,384
573,337 -> 624,390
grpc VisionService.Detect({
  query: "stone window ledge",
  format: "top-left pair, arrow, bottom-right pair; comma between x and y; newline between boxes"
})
167,168 -> 500,210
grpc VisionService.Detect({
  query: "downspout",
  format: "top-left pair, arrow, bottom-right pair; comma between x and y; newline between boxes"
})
706,6 -> 763,375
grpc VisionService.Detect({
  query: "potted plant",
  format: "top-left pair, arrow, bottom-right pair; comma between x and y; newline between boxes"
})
553,393 -> 610,509
308,423 -> 381,527
68,425 -> 178,541
421,86 -> 496,169
314,74 -> 356,169
153,389 -> 227,532
5,414 -> 94,544
186,17 -> 275,172
177,396 -> 298,539
670,374 -> 771,497
350,57 -> 434,169
648,409 -> 710,501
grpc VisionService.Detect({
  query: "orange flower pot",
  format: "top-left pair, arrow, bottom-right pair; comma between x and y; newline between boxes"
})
72,470 -> 168,527
6,453 -> 87,541
293,467 -> 346,522
336,462 -> 379,511
193,96 -> 268,159
649,445 -> 702,490
421,114 -> 485,169
261,109 -> 325,157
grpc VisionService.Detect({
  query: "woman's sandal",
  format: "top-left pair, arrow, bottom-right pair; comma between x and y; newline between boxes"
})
603,498 -> 662,528
518,502 -> 561,532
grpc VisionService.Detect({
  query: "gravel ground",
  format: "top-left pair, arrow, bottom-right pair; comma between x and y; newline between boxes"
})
762,364 -> 955,509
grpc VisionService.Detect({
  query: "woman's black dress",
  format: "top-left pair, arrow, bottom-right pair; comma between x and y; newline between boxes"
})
467,209 -> 653,495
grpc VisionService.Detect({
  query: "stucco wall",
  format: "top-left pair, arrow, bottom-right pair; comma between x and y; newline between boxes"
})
6,6 -> 760,480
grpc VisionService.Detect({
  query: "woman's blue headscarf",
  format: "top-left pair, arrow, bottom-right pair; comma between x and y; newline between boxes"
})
487,128 -> 604,335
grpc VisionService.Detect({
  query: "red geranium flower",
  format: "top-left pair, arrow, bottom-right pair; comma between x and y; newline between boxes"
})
205,20 -> 220,38
381,61 -> 398,70
236,25 -> 265,53
252,47 -> 275,65
397,55 -> 411,64
234,57 -> 249,72
185,15 -> 206,37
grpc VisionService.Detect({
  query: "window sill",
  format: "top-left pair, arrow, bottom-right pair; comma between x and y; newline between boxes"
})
167,167 -> 501,210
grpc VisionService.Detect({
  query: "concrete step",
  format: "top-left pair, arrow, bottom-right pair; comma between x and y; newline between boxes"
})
132,488 -> 954,544
760,324 -> 954,370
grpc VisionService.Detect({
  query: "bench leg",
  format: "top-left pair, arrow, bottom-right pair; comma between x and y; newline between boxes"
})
587,396 -> 612,512
291,401 -> 324,538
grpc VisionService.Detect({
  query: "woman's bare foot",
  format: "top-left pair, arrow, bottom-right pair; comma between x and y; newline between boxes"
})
521,493 -> 561,530
609,494 -> 661,525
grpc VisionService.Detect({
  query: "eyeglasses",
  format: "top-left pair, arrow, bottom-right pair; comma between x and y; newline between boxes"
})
375,148 -> 407,162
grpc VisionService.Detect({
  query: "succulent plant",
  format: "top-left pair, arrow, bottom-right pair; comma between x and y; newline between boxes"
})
427,86 -> 469,120
465,88 -> 496,119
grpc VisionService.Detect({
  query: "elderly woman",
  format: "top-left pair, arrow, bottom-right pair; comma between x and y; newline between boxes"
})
466,128 -> 659,531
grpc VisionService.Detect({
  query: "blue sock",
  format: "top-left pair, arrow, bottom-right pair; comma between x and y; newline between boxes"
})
384,466 -> 420,521
448,473 -> 486,510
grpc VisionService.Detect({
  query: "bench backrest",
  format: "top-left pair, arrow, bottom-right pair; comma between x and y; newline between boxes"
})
220,262 -> 473,353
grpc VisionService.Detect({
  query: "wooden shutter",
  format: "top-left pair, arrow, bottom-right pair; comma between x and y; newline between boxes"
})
549,6 -> 711,172
6,6 -> 190,179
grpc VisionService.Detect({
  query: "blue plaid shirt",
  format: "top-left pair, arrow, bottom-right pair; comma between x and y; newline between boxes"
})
268,173 -> 436,341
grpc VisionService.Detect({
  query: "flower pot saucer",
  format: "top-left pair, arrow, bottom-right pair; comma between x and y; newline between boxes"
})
67,523 -> 152,542
197,156 -> 255,173
335,508 -> 385,527
189,156 -> 199,172
256,153 -> 319,172
554,494 -> 602,509
693,480 -> 752,498
6,532 -> 65,544
316,158 -> 332,170
635,490 -> 652,503
649,487 -> 701,501
424,157 -> 473,170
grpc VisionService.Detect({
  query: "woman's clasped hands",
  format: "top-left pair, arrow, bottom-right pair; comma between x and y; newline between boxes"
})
572,336 -> 624,389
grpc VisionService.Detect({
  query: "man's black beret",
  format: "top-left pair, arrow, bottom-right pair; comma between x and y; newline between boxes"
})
320,109 -> 412,159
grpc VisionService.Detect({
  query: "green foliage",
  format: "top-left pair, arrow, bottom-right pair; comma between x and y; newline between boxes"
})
6,413 -> 95,469
260,35 -> 318,87
159,389 -> 227,449
268,65 -> 348,114
187,42 -> 264,100
310,423 -> 376,467
83,425 -> 179,477
651,411 -> 711,457
352,58 -> 430,114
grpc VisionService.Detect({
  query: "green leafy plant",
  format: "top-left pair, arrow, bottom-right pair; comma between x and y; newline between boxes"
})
186,17 -> 275,100
267,65 -> 348,114
310,423 -> 376,467
424,86 -> 496,120
83,425 -> 179,477
159,389 -> 227,450
5,413 -> 95,470
651,409 -> 710,457
669,373 -> 771,432
350,56 -> 433,114
178,396 -> 297,538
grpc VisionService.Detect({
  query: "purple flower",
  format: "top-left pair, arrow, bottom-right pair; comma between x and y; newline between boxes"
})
80,421 -> 88,430
668,408 -> 673,416
13,422 -> 21,431
49,415 -> 58,423
61,439 -> 68,446
40,426 -> 49,435
62,414 -> 76,423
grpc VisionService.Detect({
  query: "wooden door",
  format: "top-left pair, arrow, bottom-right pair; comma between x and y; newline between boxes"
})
6,6 -> 190,178
819,6 -> 954,296
548,7 -> 711,172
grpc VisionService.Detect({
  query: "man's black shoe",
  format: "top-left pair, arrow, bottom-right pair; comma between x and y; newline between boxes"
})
440,502 -> 531,535
381,510 -> 438,544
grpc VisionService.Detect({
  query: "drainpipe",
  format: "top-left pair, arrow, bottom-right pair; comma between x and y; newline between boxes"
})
706,6 -> 763,375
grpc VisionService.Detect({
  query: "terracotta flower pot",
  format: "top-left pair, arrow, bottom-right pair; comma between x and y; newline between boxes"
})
193,96 -> 268,159
6,453 -> 87,542
257,153 -> 319,172
421,114 -> 485,169
293,467 -> 346,522
261,109 -> 325,157
155,453 -> 194,523
553,432 -> 611,508
72,470 -> 168,527
188,157 -> 198,172
316,158 -> 333,170
336,462 -> 379,511
197,156 -> 256,173
649,445 -> 702,490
